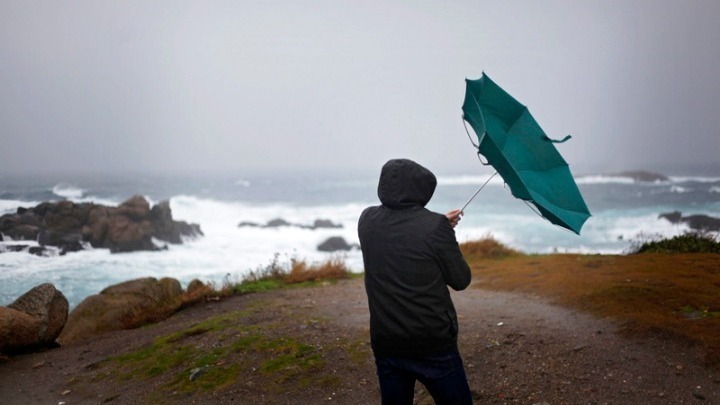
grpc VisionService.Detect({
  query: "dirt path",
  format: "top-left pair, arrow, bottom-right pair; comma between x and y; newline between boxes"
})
1,278 -> 719,404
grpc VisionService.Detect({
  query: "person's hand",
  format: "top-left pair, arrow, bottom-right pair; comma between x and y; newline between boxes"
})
445,209 -> 463,228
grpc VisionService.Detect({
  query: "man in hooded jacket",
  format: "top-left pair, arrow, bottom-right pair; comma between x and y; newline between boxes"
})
358,158 -> 473,404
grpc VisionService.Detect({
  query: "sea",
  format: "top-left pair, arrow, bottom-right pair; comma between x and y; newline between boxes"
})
2,168 -> 719,309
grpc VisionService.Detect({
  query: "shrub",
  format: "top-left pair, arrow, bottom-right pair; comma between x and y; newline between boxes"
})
284,257 -> 351,284
460,235 -> 521,260
630,232 -> 720,254
233,254 -> 352,293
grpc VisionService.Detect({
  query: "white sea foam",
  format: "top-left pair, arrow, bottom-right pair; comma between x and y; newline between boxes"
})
0,195 -> 366,308
670,185 -> 691,194
0,199 -> 39,215
437,175 -> 504,186
575,175 -> 636,185
669,176 -> 720,183
710,186 -> 720,194
52,183 -> 85,199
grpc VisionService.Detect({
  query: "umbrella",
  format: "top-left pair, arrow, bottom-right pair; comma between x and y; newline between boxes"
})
461,72 -> 591,234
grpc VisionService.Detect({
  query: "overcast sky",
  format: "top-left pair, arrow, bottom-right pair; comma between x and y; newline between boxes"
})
1,0 -> 719,177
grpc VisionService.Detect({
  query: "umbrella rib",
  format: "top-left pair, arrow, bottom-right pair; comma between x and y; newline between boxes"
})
462,117 -> 489,165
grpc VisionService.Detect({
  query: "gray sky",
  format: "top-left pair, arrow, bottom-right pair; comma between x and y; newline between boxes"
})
1,0 -> 719,176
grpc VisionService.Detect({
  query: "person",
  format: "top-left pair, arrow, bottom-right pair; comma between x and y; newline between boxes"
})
358,158 -> 473,404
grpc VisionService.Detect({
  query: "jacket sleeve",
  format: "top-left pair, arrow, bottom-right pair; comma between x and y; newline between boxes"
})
429,217 -> 472,291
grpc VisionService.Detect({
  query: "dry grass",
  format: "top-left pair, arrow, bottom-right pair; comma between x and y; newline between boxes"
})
285,257 -> 352,284
465,251 -> 720,365
460,236 -> 522,259
233,255 -> 353,293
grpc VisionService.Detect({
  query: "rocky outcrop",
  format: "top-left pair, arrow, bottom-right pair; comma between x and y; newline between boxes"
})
607,170 -> 669,183
0,284 -> 69,353
239,218 -> 343,230
58,277 -> 184,345
317,236 -> 359,252
0,195 -> 202,255
659,211 -> 720,232
2,278 -> 214,353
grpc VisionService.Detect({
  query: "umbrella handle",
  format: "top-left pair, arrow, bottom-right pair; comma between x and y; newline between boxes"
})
461,172 -> 498,212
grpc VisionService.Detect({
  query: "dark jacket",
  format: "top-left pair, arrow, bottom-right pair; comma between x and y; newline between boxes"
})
358,159 -> 471,357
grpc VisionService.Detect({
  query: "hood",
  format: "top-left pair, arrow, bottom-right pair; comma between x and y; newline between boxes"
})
377,159 -> 437,209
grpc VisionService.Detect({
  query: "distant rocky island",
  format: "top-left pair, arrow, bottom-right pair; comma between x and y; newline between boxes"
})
0,195 -> 202,256
659,211 -> 720,232
597,170 -> 669,183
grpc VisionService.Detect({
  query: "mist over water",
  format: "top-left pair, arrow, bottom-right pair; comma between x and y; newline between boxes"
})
1,169 -> 719,308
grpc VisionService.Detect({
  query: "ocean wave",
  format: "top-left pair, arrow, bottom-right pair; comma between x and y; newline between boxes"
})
670,185 -> 692,194
0,199 -> 40,215
575,175 -> 642,185
710,186 -> 720,194
669,176 -> 720,183
52,183 -> 85,199
436,175 -> 504,186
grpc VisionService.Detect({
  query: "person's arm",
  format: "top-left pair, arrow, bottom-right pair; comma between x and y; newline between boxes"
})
432,217 -> 471,290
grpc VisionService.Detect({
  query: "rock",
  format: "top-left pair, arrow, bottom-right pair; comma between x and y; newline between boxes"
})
311,219 -> 342,229
105,214 -> 156,253
682,215 -> 720,232
317,236 -> 358,252
0,283 -> 69,353
2,224 -> 40,241
186,279 -> 210,296
693,390 -> 706,400
659,211 -> 720,232
659,211 -> 682,223
58,277 -> 184,345
0,308 -> 39,353
239,218 -> 343,230
189,366 -> 208,381
265,218 -> 292,228
117,195 -> 150,221
0,196 -> 202,256
150,200 -> 183,243
611,170 -> 669,182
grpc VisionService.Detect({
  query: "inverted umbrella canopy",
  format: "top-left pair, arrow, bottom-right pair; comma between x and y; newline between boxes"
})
462,73 -> 591,234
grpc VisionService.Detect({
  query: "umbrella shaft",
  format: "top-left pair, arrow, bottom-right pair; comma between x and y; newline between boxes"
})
461,171 -> 498,212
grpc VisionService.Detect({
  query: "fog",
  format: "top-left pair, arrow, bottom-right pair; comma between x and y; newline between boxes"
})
2,0 -> 719,177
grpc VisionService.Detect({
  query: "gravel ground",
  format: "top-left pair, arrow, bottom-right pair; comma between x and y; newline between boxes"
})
1,278 -> 718,404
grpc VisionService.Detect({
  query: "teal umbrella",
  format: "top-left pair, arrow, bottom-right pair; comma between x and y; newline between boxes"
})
461,73 -> 591,234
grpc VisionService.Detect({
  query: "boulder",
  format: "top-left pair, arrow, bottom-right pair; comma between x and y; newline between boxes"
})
0,308 -> 39,353
3,224 -> 39,241
659,211 -> 720,232
266,218 -> 292,228
58,277 -> 184,345
0,196 -> 202,255
311,219 -> 342,229
118,195 -> 150,220
0,283 -> 69,353
238,218 -> 343,230
613,170 -> 669,182
105,215 -> 156,253
150,200 -> 203,244
317,236 -> 358,252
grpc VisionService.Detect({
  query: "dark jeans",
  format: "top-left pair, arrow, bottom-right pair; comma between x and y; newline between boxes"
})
374,350 -> 472,405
